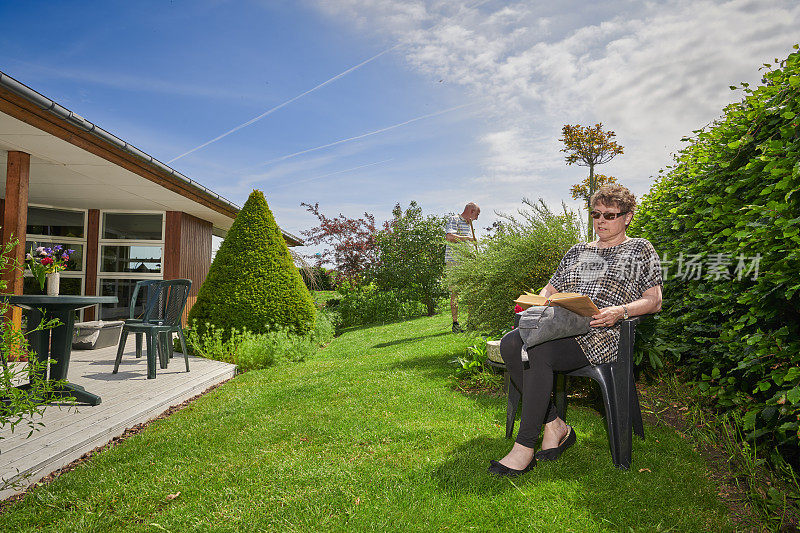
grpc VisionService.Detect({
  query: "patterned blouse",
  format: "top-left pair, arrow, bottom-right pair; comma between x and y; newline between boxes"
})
548,238 -> 662,364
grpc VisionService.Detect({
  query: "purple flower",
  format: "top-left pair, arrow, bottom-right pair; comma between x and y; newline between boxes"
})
67,249 -> 75,254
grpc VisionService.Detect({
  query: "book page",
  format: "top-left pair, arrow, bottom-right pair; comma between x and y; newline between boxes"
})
514,291 -> 600,317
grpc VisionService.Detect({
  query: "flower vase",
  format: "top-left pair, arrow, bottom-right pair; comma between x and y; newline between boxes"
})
46,272 -> 60,296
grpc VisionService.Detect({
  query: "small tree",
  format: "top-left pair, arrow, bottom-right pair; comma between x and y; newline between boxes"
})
300,202 -> 378,286
560,123 -> 624,240
371,201 -> 447,316
188,190 -> 315,337
570,173 -> 619,210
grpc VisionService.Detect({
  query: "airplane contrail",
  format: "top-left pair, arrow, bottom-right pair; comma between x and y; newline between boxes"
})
167,44 -> 401,163
269,159 -> 394,190
242,103 -> 474,171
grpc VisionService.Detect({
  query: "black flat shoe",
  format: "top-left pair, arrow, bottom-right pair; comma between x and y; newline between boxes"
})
487,457 -> 536,477
535,426 -> 577,462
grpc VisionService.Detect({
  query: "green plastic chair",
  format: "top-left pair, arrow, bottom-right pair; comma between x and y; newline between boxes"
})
127,279 -> 162,359
113,279 -> 191,379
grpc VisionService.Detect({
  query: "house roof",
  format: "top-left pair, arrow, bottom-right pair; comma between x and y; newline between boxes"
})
0,69 -> 303,246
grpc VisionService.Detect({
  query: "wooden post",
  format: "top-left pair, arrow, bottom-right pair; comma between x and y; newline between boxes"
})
2,151 -> 30,331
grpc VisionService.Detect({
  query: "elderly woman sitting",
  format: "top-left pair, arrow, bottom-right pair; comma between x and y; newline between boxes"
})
489,184 -> 663,477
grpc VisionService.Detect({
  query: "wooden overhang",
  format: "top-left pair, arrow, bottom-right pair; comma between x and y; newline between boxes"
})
0,70 -> 303,246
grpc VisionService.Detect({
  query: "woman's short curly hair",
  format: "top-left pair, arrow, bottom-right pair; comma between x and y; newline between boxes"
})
590,184 -> 636,215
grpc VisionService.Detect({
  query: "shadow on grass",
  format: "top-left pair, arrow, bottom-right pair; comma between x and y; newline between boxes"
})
336,315 -> 438,335
373,331 -> 449,348
428,436 -> 520,496
390,350 -> 465,380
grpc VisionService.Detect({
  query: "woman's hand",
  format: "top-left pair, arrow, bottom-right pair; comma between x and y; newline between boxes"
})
590,306 -> 625,327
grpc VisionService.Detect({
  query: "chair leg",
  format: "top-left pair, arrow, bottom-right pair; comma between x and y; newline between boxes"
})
610,366 -> 633,470
168,331 -> 175,359
113,330 -> 129,374
597,381 -> 623,468
156,332 -> 166,369
146,331 -> 157,379
178,328 -> 190,372
135,333 -> 143,358
506,378 -> 521,439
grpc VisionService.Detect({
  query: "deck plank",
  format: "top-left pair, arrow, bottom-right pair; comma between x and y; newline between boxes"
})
0,337 -> 236,499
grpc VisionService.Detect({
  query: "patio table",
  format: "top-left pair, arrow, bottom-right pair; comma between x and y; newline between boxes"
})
1,294 -> 117,405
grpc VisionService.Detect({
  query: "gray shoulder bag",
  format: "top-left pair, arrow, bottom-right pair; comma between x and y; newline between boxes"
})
518,306 -> 591,362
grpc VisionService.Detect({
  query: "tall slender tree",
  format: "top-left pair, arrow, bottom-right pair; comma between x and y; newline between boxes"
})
560,123 -> 624,240
570,173 -> 619,209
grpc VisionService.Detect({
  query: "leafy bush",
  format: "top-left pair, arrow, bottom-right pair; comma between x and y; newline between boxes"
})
335,283 -> 428,328
451,336 -> 490,377
630,46 -> 800,465
188,190 -> 315,337
371,201 -> 448,315
184,310 -> 336,371
300,265 -> 336,291
445,198 -> 581,333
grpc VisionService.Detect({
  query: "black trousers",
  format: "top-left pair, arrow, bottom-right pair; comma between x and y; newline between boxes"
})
500,328 -> 590,448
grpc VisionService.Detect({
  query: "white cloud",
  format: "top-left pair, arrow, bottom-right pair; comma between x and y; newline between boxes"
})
310,0 -> 800,202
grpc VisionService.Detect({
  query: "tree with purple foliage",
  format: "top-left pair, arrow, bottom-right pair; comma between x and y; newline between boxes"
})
300,202 -> 378,286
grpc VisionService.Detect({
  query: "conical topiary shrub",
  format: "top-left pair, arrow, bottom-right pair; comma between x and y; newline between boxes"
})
188,190 -> 315,337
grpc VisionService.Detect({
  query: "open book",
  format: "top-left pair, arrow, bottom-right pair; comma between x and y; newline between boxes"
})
514,291 -> 600,317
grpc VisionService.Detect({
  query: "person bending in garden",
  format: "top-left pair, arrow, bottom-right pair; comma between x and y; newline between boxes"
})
445,202 -> 480,333
489,184 -> 663,477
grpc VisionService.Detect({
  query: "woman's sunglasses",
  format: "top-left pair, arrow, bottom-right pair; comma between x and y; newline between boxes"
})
590,210 -> 628,220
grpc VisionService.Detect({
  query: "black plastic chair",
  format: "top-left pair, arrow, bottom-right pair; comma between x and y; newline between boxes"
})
113,279 -> 191,379
503,312 -> 648,469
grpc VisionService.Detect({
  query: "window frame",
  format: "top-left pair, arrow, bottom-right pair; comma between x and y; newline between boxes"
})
96,210 -> 166,321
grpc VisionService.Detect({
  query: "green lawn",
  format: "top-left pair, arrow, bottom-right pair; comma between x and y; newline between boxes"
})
1,314 -> 732,532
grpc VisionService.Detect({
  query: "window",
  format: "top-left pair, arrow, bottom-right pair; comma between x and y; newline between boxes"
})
24,206 -> 87,310
102,213 -> 163,240
23,276 -> 82,296
25,241 -> 84,272
27,206 -> 85,238
101,245 -> 162,274
98,279 -> 151,321
97,212 -> 165,321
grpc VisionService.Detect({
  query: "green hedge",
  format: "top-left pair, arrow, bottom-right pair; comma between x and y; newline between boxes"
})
630,47 -> 800,464
188,190 -> 315,337
334,283 -> 429,328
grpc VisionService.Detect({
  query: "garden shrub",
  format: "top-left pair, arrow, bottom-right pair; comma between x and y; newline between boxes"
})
335,283 -> 428,328
371,201 -> 448,316
184,310 -> 336,371
300,265 -> 336,291
188,190 -> 315,337
445,198 -> 581,334
630,46 -> 800,466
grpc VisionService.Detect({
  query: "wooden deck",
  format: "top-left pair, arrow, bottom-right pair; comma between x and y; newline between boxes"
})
1,336 -> 237,499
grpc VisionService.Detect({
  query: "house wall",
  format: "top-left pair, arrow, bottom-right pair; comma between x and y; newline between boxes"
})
164,211 -> 212,326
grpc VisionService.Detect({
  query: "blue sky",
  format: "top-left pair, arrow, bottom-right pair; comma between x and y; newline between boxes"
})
1,0 -> 798,254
